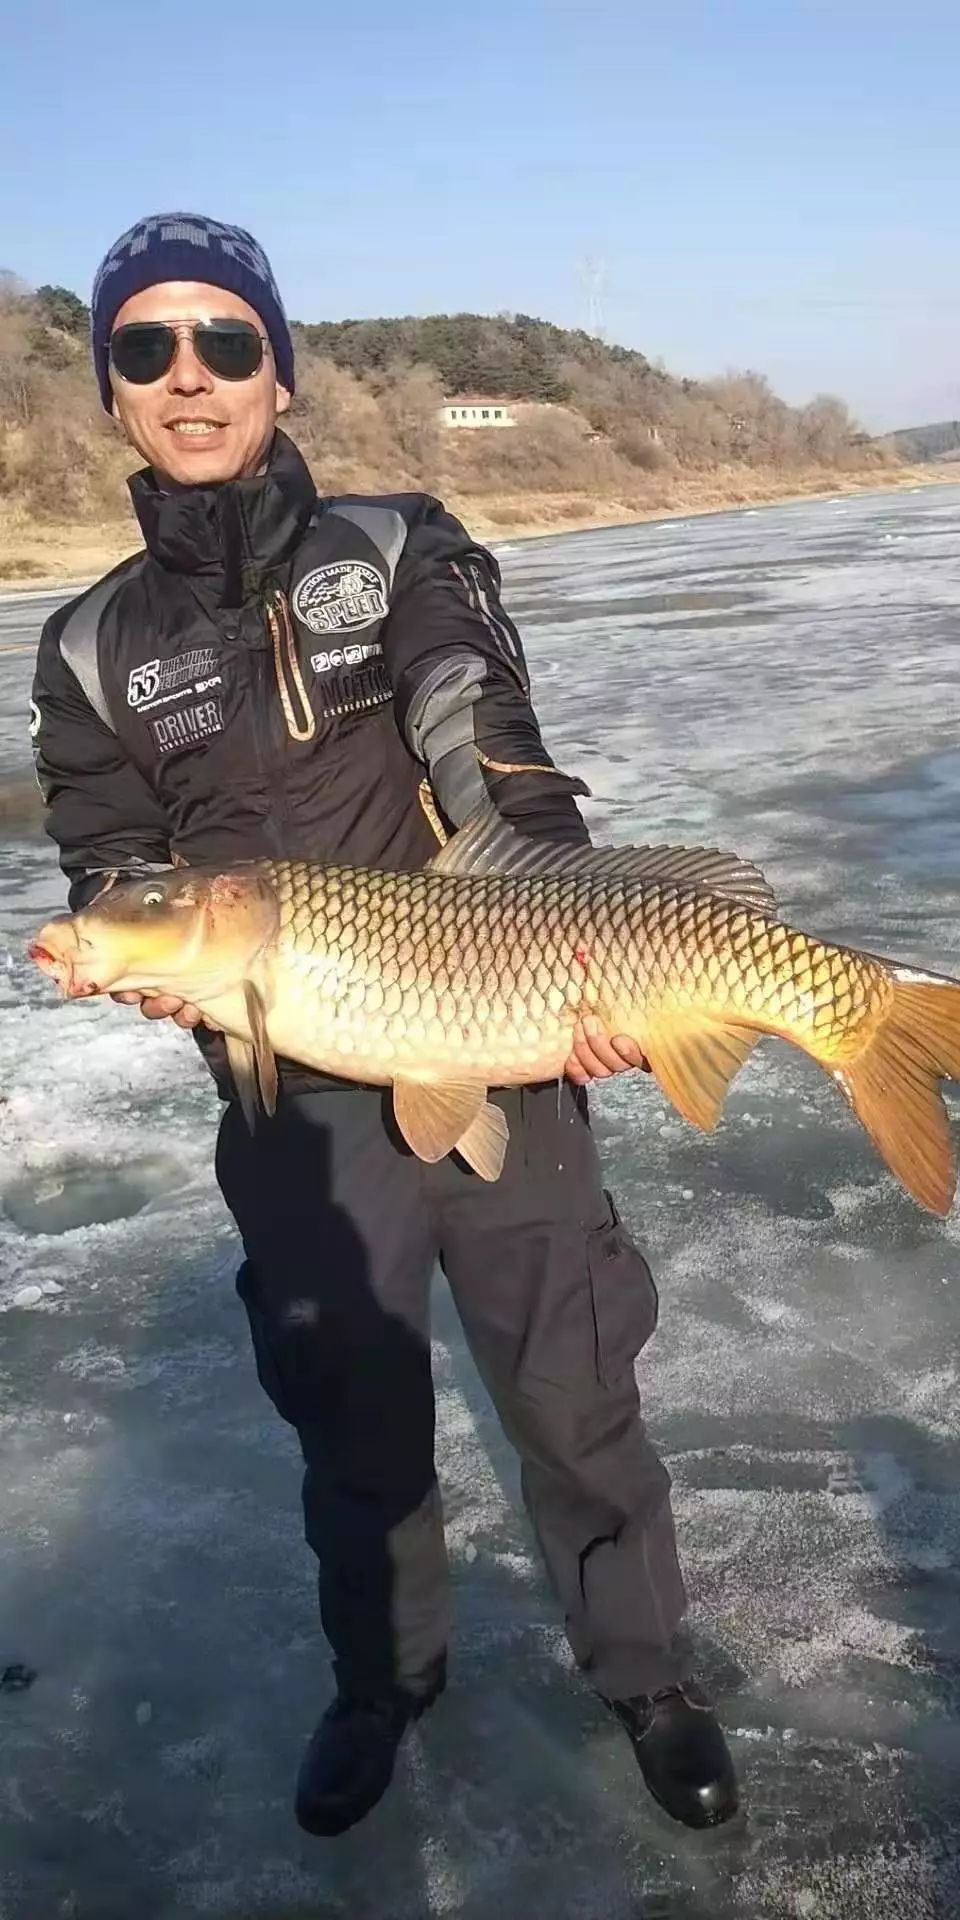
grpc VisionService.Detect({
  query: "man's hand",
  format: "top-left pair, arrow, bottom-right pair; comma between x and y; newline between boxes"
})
111,990 -> 220,1032
565,1019 -> 651,1085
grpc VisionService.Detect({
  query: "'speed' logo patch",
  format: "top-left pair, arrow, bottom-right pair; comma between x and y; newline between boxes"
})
292,562 -> 388,637
150,698 -> 224,756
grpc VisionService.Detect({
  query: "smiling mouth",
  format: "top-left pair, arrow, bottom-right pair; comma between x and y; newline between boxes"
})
167,420 -> 227,438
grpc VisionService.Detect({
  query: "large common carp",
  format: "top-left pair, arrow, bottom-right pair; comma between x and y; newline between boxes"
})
28,803 -> 960,1213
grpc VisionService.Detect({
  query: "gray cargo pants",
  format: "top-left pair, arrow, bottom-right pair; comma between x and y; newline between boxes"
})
215,1079 -> 687,1704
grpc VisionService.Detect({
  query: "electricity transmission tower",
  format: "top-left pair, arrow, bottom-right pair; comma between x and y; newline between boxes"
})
578,256 -> 607,340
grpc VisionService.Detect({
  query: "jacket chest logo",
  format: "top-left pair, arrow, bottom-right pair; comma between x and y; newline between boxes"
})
149,697 -> 224,756
310,640 -> 383,675
292,561 -> 388,637
127,648 -> 221,712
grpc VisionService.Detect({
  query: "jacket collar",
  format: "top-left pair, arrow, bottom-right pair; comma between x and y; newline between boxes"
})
127,429 -> 317,606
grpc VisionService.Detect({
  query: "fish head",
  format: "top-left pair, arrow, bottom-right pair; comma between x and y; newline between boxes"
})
29,866 -> 279,1000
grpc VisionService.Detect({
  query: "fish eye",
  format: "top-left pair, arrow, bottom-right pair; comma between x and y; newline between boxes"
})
142,888 -> 165,908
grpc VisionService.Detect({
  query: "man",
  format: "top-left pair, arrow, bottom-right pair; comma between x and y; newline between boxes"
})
31,212 -> 738,1839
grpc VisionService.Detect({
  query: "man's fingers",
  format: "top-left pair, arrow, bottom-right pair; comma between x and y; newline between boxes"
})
609,1034 -> 651,1072
564,1024 -> 652,1083
565,1030 -> 614,1081
110,989 -> 206,1029
137,994 -> 185,1021
563,1056 -> 592,1085
172,1005 -> 204,1030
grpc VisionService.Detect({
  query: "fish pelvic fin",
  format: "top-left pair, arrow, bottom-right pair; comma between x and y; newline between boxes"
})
393,1076 -> 485,1163
455,1100 -> 509,1181
427,800 -> 776,914
392,1076 -> 509,1179
642,1009 -> 761,1131
833,971 -> 960,1215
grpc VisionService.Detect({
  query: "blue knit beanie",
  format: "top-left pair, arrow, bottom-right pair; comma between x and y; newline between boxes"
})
90,211 -> 295,410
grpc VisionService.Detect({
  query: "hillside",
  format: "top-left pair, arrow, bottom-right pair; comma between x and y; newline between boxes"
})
0,278 -> 917,585
884,419 -> 960,464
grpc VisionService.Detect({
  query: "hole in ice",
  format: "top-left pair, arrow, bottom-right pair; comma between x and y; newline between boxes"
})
0,1664 -> 37,1693
2,1153 -> 186,1236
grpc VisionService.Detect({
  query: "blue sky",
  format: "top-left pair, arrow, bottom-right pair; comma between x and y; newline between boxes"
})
2,1 -> 957,430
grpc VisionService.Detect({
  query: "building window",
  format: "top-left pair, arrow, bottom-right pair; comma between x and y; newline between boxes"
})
482,409 -> 490,419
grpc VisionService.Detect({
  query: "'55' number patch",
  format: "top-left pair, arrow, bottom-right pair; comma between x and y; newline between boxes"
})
127,650 -> 219,713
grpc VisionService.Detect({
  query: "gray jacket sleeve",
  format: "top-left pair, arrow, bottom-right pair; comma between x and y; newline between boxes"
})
32,615 -> 172,911
384,517 -> 591,844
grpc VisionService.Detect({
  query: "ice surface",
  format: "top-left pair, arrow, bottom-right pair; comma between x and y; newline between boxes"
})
1,485 -> 959,1917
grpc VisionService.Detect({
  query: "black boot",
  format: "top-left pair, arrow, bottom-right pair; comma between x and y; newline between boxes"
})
295,1671 -> 445,1838
606,1681 -> 739,1829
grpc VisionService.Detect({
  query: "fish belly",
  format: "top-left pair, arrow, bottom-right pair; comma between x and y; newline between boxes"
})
263,917 -> 588,1088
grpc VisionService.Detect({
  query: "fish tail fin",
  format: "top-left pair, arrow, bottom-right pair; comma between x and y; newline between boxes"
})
834,974 -> 960,1214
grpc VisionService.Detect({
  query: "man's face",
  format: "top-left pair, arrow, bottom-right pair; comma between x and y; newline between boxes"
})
108,281 -> 291,486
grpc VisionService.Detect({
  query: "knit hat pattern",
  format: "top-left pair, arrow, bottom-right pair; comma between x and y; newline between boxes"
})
90,210 -> 295,408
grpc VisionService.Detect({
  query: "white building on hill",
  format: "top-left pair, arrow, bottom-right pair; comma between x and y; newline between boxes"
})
440,397 -> 517,429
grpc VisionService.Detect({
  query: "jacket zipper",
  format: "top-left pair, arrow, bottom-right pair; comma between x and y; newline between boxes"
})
236,588 -> 393,850
250,641 -> 289,854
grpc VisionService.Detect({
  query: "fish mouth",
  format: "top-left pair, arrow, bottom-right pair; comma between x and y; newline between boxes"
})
28,921 -> 118,998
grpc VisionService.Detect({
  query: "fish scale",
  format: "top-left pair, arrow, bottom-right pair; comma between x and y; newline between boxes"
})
266,858 -> 887,1082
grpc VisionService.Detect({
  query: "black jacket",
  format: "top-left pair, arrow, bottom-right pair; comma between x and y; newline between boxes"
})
32,429 -> 588,1096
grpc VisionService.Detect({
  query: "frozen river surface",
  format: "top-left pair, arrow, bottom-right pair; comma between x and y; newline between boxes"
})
1,482 -> 959,1918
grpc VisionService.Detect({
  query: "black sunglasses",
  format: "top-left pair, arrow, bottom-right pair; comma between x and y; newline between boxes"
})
108,318 -> 268,385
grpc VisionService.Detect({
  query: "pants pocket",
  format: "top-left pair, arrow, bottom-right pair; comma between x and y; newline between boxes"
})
586,1192 -> 659,1387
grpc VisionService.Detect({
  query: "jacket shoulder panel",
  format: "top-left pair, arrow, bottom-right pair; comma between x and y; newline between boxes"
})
322,500 -> 409,586
56,554 -> 148,732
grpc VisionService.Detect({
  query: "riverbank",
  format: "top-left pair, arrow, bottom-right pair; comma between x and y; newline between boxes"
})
453,460 -> 954,544
0,461 -> 951,592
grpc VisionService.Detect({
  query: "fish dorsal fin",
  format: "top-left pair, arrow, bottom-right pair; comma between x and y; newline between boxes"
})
427,802 -> 776,913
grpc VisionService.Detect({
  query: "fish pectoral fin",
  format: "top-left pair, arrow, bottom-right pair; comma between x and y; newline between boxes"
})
224,985 -> 277,1132
393,1076 -> 486,1164
243,980 -> 278,1116
428,799 -> 776,913
644,1012 -> 760,1131
455,1100 -> 510,1181
224,1034 -> 261,1133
